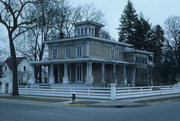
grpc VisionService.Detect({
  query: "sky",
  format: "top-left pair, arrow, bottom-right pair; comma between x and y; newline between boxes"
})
1,0 -> 180,58
72,0 -> 180,40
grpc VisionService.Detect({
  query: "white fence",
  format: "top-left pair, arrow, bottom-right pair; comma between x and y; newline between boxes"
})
19,86 -> 111,99
0,84 -> 179,100
16,84 -> 180,100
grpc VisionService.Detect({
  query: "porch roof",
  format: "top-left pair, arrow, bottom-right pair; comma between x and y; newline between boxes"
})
30,58 -> 135,65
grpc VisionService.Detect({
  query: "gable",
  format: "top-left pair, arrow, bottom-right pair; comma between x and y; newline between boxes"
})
3,57 -> 26,71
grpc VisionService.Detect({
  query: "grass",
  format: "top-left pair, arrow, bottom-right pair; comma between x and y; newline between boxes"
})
69,100 -> 99,105
152,87 -> 160,91
0,95 -> 67,103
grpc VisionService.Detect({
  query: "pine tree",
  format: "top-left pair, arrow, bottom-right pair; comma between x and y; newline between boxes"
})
146,25 -> 165,85
134,14 -> 151,50
118,0 -> 138,44
147,25 -> 164,65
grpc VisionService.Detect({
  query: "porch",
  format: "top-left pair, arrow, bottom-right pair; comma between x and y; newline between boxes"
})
31,60 -> 136,87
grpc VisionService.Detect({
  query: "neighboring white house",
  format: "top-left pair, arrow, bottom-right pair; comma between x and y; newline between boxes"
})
1,57 -> 34,85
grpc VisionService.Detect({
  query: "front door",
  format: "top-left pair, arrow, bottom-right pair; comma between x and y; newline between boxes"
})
76,64 -> 82,82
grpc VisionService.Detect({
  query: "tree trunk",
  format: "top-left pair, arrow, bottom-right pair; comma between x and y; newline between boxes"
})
9,32 -> 19,96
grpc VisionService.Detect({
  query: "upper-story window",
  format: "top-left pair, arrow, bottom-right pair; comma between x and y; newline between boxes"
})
110,49 -> 115,60
89,28 -> 91,35
142,57 -> 147,64
118,51 -> 123,60
148,56 -> 153,61
136,56 -> 141,64
92,28 -> 94,36
5,66 -> 7,71
24,66 -> 26,71
52,48 -> 58,59
77,28 -> 80,35
77,45 -> 82,58
85,28 -> 87,35
65,47 -> 71,58
81,28 -> 83,35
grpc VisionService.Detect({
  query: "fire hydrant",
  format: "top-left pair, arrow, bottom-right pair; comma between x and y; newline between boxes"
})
72,92 -> 76,103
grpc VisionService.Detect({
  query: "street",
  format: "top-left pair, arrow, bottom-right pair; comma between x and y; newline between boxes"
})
0,99 -> 180,121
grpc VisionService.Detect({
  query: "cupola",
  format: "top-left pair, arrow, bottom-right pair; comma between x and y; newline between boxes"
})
73,21 -> 104,37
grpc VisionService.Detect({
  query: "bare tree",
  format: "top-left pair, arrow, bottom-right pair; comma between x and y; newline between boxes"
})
164,16 -> 180,71
0,0 -> 37,95
54,2 -> 105,38
100,29 -> 112,39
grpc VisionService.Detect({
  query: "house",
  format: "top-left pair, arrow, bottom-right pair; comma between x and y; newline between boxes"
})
31,21 -> 153,87
1,57 -> 34,85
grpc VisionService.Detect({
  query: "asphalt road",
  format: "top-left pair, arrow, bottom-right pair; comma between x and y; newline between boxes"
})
0,99 -> 180,121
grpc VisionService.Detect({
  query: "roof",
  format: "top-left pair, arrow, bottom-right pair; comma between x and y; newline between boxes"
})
72,21 -> 105,28
124,49 -> 154,55
44,36 -> 132,47
3,57 -> 26,70
31,57 -> 135,65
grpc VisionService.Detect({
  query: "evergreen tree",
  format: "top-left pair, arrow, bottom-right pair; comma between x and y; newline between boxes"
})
118,0 -> 138,44
146,25 -> 165,85
134,14 -> 151,50
147,25 -> 164,65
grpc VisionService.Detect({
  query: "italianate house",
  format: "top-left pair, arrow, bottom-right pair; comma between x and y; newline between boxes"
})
32,21 -> 153,87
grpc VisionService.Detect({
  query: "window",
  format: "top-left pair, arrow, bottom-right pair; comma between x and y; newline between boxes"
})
110,49 -> 115,60
92,28 -> 94,36
24,66 -> 26,71
85,28 -> 87,35
142,57 -> 147,64
77,45 -> 82,58
81,28 -> 83,35
118,51 -> 123,60
52,48 -> 58,59
5,66 -> 7,71
77,28 -> 80,35
136,56 -> 141,64
148,56 -> 153,61
89,28 -> 91,35
65,47 -> 71,58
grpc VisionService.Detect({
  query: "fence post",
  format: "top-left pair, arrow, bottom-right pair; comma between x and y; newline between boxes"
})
37,85 -> 39,95
25,86 -> 28,93
88,88 -> 90,97
160,86 -> 162,95
140,87 -> 143,96
110,83 -> 117,100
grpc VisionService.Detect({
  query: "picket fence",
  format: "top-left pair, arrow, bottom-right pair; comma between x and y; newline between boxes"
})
16,84 -> 180,100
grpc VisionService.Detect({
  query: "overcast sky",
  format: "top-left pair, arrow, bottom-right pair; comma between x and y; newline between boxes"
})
72,0 -> 180,40
1,0 -> 180,49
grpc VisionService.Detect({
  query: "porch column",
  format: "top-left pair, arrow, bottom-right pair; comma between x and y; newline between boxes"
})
113,64 -> 117,83
30,65 -> 36,84
101,63 -> 106,85
86,62 -> 93,85
49,64 -> 54,84
123,65 -> 127,87
132,66 -> 136,87
63,63 -> 69,84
